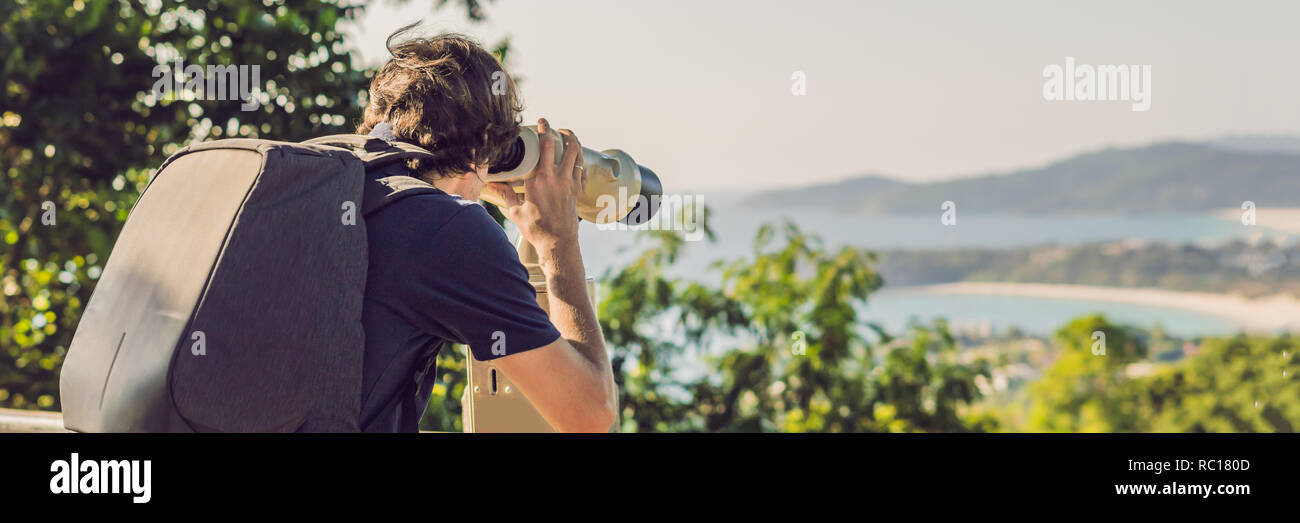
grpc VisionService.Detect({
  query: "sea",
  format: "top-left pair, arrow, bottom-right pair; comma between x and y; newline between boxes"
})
558,193 -> 1284,339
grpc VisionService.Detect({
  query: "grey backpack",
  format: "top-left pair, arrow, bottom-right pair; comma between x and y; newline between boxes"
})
59,134 -> 438,432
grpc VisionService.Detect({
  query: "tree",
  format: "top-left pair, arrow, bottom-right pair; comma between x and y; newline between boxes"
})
1135,334 -> 1298,432
587,217 -> 994,433
0,0 -> 487,410
1014,314 -> 1299,433
1021,315 -> 1147,432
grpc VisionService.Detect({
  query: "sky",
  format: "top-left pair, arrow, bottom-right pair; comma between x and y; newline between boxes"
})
345,0 -> 1300,191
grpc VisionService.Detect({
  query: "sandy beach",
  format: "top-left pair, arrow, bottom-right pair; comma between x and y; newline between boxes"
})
899,282 -> 1300,333
1213,207 -> 1300,235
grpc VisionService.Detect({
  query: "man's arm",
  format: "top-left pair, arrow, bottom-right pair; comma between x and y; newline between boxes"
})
485,118 -> 617,433
490,243 -> 616,433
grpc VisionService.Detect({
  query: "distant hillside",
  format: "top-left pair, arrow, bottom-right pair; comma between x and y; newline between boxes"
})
744,139 -> 1300,214
1209,135 -> 1300,155
874,240 -> 1299,298
743,175 -> 903,211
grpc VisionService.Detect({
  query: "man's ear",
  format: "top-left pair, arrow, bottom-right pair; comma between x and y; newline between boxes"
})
470,163 -> 489,184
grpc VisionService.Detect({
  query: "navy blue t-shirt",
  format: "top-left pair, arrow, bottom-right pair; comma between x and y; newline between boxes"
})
359,160 -> 561,432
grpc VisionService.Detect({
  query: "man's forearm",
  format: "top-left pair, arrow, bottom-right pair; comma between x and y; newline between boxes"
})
536,242 -> 611,376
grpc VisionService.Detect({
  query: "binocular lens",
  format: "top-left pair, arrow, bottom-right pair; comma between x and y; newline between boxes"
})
489,137 -> 527,174
621,165 -> 662,226
487,132 -> 664,226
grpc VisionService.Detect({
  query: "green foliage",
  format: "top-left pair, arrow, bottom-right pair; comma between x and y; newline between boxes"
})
0,0 -> 496,411
428,0 -> 495,22
1021,315 -> 1147,432
1134,335 -> 1298,432
419,344 -> 467,432
1012,315 -> 1299,433
0,0 -> 376,409
593,217 -> 995,432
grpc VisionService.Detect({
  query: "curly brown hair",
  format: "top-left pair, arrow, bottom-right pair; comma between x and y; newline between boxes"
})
357,24 -> 523,180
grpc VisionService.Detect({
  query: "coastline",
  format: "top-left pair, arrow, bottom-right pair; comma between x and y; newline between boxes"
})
889,282 -> 1300,333
1212,207 -> 1300,235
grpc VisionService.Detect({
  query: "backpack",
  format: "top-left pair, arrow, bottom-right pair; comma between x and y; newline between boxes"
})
58,134 -> 439,432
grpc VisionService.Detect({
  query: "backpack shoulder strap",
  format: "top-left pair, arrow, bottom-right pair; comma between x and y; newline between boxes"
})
363,174 -> 443,216
302,134 -> 436,171
302,134 -> 443,215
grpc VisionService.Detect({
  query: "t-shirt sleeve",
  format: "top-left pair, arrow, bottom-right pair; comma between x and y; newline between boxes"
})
395,203 -> 562,361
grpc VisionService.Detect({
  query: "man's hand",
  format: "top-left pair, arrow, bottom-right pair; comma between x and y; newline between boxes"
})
485,117 -> 586,259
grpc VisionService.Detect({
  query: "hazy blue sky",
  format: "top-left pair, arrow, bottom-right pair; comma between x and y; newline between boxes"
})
346,0 -> 1300,190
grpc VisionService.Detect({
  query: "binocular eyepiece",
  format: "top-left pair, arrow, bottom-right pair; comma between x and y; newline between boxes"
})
482,125 -> 662,225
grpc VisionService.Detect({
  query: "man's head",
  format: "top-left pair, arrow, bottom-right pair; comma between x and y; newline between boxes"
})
358,25 -> 522,197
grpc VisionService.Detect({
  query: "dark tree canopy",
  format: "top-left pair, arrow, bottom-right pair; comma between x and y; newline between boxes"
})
0,0 -> 482,410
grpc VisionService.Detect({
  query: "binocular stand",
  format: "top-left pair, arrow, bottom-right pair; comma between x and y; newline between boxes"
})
461,234 -> 606,432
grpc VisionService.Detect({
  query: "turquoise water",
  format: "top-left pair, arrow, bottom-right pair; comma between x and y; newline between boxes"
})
860,291 -> 1241,337
560,196 -> 1286,337
576,196 -> 1257,279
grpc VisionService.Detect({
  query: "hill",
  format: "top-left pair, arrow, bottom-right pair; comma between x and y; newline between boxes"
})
743,139 -> 1300,214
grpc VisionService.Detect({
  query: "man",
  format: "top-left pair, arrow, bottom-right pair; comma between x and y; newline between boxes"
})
355,27 -> 616,432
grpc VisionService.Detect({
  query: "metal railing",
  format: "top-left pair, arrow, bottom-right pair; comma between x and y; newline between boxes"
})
0,408 -> 68,433
0,409 -> 451,433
